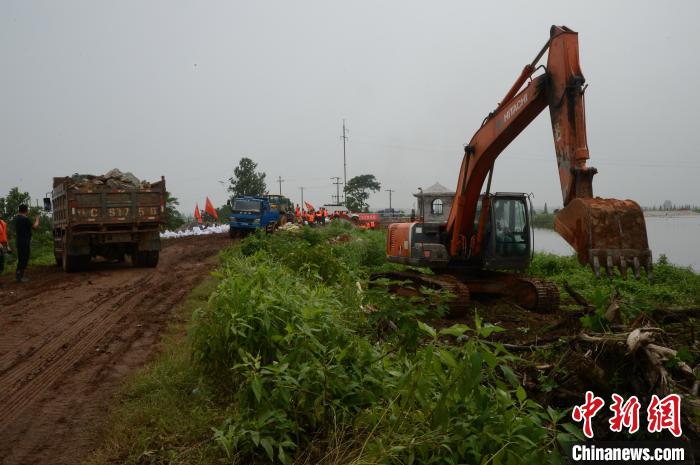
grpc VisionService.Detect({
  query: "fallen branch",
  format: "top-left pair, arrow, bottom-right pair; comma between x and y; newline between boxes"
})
562,281 -> 595,313
653,307 -> 700,324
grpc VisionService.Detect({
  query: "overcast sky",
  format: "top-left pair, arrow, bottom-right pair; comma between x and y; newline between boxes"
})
2,0 -> 699,214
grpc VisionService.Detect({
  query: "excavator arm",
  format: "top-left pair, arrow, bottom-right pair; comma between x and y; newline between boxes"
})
446,26 -> 652,278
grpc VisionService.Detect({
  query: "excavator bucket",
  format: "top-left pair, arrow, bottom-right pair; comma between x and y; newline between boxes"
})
554,198 -> 652,279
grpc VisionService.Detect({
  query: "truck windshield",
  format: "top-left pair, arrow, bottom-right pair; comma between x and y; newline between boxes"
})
232,199 -> 262,212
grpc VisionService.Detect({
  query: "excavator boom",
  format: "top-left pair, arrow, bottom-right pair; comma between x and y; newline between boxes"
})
446,26 -> 652,278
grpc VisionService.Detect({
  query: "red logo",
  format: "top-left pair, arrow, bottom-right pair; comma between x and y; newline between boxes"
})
609,394 -> 641,434
647,394 -> 682,437
572,391 -> 606,439
571,392 -> 683,438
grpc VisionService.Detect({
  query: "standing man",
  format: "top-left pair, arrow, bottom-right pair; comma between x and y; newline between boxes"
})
15,204 -> 40,283
0,217 -> 9,281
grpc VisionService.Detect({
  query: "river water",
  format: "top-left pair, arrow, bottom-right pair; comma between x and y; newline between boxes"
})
533,214 -> 700,271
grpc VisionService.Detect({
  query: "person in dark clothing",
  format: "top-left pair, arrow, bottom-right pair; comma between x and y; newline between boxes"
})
14,204 -> 40,283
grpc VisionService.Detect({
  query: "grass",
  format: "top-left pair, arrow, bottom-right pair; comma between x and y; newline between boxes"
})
528,253 -> 700,328
85,277 -> 227,465
87,223 -> 699,464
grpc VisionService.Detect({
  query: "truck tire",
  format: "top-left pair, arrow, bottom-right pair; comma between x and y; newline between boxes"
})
132,251 -> 158,268
63,256 -> 76,272
63,254 -> 88,272
146,251 -> 159,268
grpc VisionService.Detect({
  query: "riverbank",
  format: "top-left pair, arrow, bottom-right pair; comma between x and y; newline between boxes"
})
644,209 -> 700,218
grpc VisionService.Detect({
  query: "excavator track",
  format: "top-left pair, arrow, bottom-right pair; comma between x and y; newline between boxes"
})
369,271 -> 560,316
515,277 -> 560,313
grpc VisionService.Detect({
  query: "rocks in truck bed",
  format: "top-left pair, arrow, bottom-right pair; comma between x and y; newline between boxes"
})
68,169 -> 151,190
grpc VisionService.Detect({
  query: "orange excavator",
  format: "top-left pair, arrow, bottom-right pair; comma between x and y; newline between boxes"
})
372,26 -> 652,313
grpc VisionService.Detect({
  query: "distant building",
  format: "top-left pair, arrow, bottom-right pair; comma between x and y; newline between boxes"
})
414,182 -> 454,222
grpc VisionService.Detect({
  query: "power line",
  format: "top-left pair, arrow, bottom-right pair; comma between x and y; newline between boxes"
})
385,189 -> 395,210
351,138 -> 700,168
330,176 -> 342,204
277,176 -> 284,196
341,119 -> 348,204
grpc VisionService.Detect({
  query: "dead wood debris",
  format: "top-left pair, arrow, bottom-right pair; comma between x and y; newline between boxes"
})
531,326 -> 699,438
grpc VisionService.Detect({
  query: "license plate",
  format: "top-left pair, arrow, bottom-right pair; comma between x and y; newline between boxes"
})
106,233 -> 132,242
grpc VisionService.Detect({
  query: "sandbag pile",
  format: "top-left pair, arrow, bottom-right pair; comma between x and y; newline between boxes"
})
68,169 -> 151,190
161,224 -> 230,238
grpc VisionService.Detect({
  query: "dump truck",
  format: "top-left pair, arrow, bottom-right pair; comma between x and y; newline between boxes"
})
48,170 -> 167,271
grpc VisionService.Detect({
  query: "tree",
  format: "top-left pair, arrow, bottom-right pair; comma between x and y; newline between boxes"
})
163,192 -> 185,230
344,174 -> 381,212
2,187 -> 31,221
217,203 -> 232,221
228,157 -> 267,197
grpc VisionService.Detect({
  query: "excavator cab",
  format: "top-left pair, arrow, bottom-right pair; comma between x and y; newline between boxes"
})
477,193 -> 532,271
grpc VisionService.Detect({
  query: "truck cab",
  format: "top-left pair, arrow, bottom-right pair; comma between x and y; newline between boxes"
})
227,196 -> 282,238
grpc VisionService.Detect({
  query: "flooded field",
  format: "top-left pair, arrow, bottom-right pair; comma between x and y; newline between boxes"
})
534,214 -> 700,271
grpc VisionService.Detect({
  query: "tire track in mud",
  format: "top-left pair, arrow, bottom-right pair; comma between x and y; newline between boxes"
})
0,280 -> 144,377
0,276 -> 157,427
0,234 -> 231,465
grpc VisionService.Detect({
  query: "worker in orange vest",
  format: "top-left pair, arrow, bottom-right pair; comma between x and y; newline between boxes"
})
0,217 -> 9,280
315,209 -> 322,225
295,204 -> 301,224
321,207 -> 328,225
306,209 -> 315,225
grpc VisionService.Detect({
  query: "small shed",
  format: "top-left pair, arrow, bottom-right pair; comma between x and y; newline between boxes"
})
414,182 -> 455,222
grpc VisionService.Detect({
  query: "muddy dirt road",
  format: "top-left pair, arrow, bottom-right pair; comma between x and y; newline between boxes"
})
0,234 -> 230,465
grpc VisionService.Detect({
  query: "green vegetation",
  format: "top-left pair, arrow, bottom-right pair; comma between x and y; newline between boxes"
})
164,192 -> 186,231
90,223 -> 574,464
228,157 -> 267,198
344,174 -> 381,212
531,212 -> 555,229
89,224 -> 699,464
529,253 -> 700,328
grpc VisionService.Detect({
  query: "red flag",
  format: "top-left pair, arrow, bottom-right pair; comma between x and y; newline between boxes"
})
205,197 -> 219,220
304,201 -> 315,211
194,203 -> 203,224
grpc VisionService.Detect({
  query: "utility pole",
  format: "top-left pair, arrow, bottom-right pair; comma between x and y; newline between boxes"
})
341,119 -> 348,204
277,176 -> 284,196
330,176 -> 342,205
385,189 -> 395,211
299,187 -> 304,209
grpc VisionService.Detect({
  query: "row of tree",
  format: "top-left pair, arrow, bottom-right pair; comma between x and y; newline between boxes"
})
227,157 -> 381,212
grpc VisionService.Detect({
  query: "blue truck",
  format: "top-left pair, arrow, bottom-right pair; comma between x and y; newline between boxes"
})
227,195 -> 291,238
